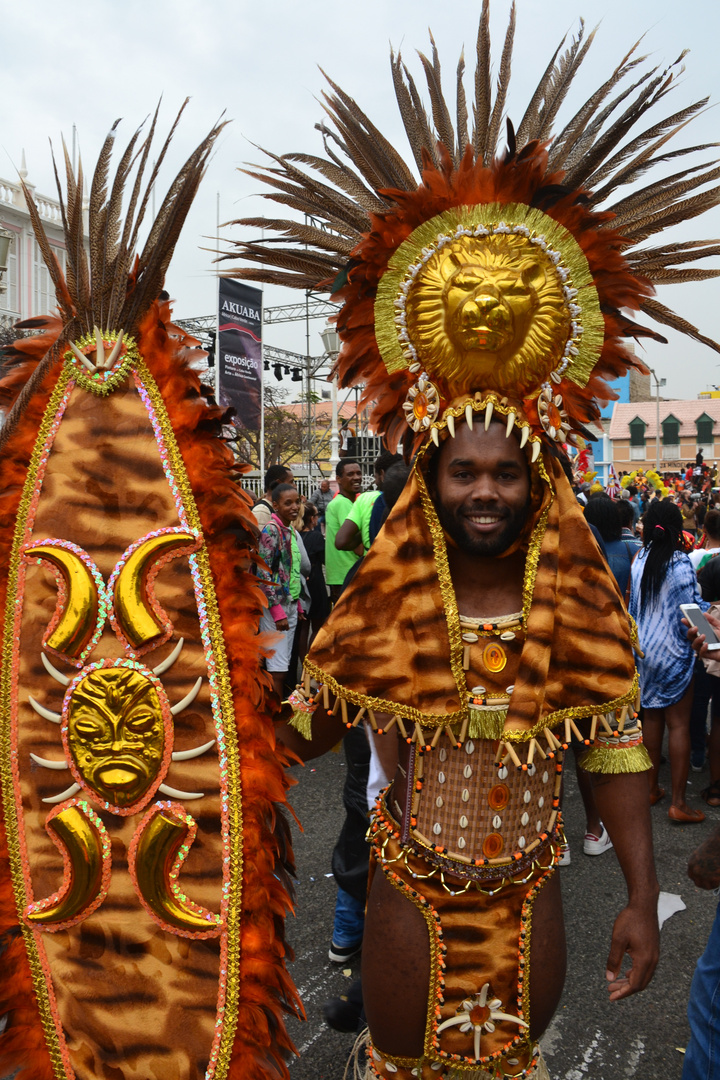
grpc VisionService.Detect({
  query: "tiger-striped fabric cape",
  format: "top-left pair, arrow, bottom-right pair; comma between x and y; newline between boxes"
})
301,441 -> 639,741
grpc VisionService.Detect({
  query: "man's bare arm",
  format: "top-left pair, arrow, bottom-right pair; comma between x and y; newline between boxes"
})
335,518 -> 362,551
590,771 -> 660,1001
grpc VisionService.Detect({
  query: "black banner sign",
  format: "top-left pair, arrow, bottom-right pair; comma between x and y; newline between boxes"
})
217,279 -> 262,431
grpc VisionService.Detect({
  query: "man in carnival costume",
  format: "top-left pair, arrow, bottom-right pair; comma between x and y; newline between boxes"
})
0,108 -> 301,1080
224,5 -> 720,1077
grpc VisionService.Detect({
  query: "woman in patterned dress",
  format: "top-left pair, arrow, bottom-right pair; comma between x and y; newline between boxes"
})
629,499 -> 707,822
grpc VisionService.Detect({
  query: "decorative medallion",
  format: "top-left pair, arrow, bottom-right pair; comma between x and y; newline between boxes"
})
436,982 -> 529,1061
488,783 -> 509,811
482,833 -> 504,859
482,642 -> 507,673
64,329 -> 140,395
402,373 -> 440,432
537,384 -> 572,443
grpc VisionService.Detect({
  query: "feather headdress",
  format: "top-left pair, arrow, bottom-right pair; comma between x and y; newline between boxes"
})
222,3 -> 720,453
0,109 -> 302,1080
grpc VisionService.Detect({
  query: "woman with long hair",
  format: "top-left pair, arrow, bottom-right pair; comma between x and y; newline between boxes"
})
629,498 -> 707,822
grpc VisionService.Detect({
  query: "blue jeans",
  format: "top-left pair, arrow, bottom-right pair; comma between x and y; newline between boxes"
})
332,886 -> 365,948
684,901 -> 720,1079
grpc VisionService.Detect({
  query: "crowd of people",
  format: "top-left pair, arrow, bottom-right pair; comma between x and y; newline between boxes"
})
575,458 -> 720,825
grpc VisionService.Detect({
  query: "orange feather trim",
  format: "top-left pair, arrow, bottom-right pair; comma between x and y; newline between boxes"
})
0,307 -> 302,1079
333,142 -> 651,448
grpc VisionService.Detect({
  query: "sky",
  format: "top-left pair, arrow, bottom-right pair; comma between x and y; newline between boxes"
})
4,0 -> 720,402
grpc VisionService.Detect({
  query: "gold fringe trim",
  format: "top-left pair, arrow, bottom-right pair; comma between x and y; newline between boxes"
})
288,708 -> 314,741
468,708 -> 508,739
579,744 -> 652,774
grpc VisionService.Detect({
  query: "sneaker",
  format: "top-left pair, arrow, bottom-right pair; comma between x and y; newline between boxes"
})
322,978 -> 364,1033
691,752 -> 706,772
328,940 -> 362,964
583,824 -> 613,856
558,844 -> 571,866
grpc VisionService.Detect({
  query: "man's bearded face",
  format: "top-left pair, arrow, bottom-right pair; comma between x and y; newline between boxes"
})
432,421 -> 532,557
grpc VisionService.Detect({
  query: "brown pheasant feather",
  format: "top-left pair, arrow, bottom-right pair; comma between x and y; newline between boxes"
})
22,103 -> 226,342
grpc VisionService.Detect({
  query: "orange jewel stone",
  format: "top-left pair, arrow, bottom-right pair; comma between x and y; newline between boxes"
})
482,833 -> 504,858
413,392 -> 429,420
546,402 -> 562,428
488,783 -> 509,810
469,1003 -> 491,1026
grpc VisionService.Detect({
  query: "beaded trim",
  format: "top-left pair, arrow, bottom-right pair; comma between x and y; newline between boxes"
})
132,361 -> 242,1080
370,793 -> 561,894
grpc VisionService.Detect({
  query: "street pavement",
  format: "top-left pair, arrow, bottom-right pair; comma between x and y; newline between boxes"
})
284,745 -> 718,1080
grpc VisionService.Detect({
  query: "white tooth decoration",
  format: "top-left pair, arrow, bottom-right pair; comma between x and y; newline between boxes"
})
170,677 -> 203,716
158,783 -> 204,800
465,403 -> 474,430
153,637 -> 184,676
41,652 -> 69,686
28,695 -> 61,723
430,426 -> 440,447
531,441 -> 541,462
42,782 -> 81,804
519,427 -> 529,448
30,753 -> 69,770
506,411 -> 516,437
69,341 -> 96,372
484,400 -> 494,429
105,330 -> 124,369
93,327 -> 105,369
172,739 -> 216,762
446,413 -> 455,438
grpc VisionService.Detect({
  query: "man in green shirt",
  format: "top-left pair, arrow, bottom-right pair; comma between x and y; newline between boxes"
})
335,450 -> 403,554
325,459 -> 362,602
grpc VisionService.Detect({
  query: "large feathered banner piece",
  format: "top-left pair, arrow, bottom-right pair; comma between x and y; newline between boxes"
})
0,109 -> 301,1080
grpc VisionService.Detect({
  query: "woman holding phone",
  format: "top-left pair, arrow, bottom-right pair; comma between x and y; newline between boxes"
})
629,499 -> 708,822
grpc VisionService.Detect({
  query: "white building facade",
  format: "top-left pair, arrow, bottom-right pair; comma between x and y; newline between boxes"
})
0,155 -> 85,332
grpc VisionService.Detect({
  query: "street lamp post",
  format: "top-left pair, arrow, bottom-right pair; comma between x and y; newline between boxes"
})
320,322 -> 341,473
647,366 -> 667,471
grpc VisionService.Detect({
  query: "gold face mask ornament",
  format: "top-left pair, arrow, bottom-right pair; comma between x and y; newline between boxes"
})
0,108 -> 300,1080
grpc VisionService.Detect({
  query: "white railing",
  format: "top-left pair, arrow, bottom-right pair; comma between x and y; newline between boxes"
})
0,181 -> 17,207
0,176 -> 64,225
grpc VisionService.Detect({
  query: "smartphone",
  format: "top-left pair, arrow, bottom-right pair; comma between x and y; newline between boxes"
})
680,604 -> 720,650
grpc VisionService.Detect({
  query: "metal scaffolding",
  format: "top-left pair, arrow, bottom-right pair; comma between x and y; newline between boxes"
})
175,295 -> 382,480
